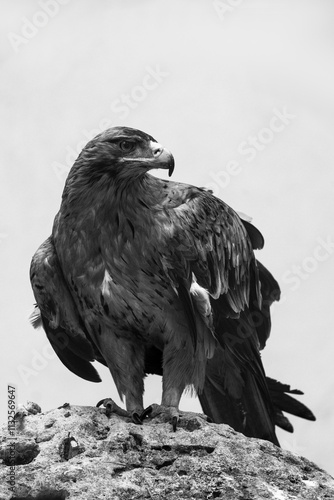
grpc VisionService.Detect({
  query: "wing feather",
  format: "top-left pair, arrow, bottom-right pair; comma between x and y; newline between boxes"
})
162,186 -> 258,315
30,236 -> 101,382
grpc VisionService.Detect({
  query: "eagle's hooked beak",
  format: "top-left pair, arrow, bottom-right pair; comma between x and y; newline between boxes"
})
150,141 -> 175,177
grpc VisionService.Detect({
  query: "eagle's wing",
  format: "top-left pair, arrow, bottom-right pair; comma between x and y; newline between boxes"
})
30,236 -> 101,382
150,190 -> 282,442
159,186 -> 260,318
198,260 -> 280,444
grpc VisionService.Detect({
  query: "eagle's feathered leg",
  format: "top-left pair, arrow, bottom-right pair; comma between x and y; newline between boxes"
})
94,330 -> 146,424
142,352 -> 187,430
143,340 -> 210,430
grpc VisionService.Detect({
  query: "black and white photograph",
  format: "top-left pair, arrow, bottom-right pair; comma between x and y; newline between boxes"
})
1,1 -> 334,498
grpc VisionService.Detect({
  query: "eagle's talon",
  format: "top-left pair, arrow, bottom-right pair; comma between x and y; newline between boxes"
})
172,415 -> 178,432
96,398 -> 106,408
105,403 -> 113,418
96,398 -> 129,418
132,412 -> 143,425
141,405 -> 153,420
141,403 -> 180,430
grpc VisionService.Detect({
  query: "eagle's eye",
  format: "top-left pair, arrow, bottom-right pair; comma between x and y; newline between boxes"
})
119,140 -> 136,153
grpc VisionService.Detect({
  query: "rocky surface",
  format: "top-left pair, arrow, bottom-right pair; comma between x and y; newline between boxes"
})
0,403 -> 333,499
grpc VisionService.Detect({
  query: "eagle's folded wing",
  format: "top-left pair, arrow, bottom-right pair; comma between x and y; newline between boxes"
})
30,236 -> 101,382
199,260 -> 280,444
159,187 -> 260,316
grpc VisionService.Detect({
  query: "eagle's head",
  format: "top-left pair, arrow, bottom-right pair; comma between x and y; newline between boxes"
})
69,126 -> 175,185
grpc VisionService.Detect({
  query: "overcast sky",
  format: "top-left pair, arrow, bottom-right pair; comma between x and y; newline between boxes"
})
1,0 -> 334,476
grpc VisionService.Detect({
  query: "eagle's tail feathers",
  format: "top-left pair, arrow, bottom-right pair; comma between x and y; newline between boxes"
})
199,357 -> 279,446
267,377 -> 316,423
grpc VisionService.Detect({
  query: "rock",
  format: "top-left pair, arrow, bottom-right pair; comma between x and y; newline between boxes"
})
0,404 -> 333,499
0,439 -> 40,466
15,402 -> 42,419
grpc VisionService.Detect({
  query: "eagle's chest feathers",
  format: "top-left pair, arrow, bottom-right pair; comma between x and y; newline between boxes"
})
96,212 -> 172,329
57,181 -> 178,334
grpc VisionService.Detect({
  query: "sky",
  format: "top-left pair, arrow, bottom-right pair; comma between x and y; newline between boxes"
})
1,0 -> 334,476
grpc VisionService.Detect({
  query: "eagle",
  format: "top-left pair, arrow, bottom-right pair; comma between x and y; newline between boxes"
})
30,126 -> 315,444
